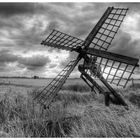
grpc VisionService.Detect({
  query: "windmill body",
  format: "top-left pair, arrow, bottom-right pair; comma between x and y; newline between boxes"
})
34,7 -> 139,109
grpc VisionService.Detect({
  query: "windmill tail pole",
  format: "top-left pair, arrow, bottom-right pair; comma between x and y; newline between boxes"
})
97,72 -> 128,108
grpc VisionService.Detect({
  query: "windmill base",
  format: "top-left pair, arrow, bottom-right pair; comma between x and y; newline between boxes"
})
78,64 -> 128,108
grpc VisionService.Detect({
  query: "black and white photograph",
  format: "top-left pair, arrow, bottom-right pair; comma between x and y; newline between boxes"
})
0,1 -> 140,138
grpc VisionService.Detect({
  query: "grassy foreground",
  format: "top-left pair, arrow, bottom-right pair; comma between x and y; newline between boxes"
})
0,84 -> 140,137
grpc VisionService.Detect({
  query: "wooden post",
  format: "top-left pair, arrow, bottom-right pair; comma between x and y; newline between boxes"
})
131,78 -> 134,88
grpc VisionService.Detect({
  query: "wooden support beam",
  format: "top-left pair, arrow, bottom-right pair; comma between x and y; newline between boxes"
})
96,71 -> 128,107
86,48 -> 139,66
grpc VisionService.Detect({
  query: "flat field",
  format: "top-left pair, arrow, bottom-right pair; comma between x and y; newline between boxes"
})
0,77 -> 140,137
0,78 -> 86,87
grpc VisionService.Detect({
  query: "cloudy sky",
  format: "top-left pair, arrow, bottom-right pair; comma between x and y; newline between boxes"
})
0,2 -> 140,78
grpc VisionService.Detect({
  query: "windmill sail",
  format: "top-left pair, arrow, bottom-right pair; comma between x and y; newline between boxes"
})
85,47 -> 139,87
41,7 -> 128,53
41,29 -> 84,51
34,57 -> 80,107
85,48 -> 139,87
86,7 -> 128,51
96,57 -> 137,88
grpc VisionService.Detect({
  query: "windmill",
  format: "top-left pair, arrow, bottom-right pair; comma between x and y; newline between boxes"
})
33,7 -> 139,109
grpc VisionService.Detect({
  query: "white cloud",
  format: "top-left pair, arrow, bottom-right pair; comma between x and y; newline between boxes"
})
122,12 -> 140,41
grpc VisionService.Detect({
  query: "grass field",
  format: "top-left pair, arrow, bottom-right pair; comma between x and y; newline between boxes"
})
0,78 -> 140,137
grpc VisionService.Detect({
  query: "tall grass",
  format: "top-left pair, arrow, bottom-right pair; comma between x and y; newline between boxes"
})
71,104 -> 140,137
1,83 -> 140,137
62,84 -> 90,92
0,91 -> 82,137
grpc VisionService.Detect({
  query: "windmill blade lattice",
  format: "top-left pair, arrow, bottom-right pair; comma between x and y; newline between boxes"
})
85,47 -> 139,87
90,7 -> 128,51
41,7 -> 128,53
97,58 -> 136,87
41,29 -> 84,51
86,56 -> 137,88
34,57 -> 80,107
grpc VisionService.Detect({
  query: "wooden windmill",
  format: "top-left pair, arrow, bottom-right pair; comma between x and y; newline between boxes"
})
33,7 -> 139,109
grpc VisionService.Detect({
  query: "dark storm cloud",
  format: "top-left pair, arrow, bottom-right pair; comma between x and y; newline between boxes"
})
113,3 -> 140,12
73,22 -> 94,39
0,3 -> 111,51
0,48 -> 51,72
18,55 -> 51,70
0,49 -> 19,63
40,3 -> 107,37
47,20 -> 60,32
109,31 -> 140,59
0,49 -> 19,73
0,3 -> 37,17
0,2 -> 140,77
